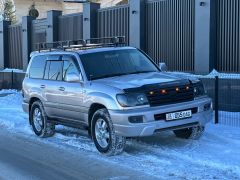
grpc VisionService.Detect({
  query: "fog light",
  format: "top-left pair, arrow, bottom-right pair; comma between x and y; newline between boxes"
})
204,103 -> 211,111
129,116 -> 144,123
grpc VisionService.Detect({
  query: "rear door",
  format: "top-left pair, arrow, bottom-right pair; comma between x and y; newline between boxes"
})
43,55 -> 64,117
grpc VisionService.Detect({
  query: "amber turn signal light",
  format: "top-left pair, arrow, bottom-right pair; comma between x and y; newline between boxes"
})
161,89 -> 167,94
149,91 -> 155,95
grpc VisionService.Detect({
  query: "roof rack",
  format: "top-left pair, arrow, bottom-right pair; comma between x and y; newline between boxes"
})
35,36 -> 126,53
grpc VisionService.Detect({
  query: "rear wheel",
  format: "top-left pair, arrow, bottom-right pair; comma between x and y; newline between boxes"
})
91,108 -> 126,156
173,126 -> 205,140
30,101 -> 55,138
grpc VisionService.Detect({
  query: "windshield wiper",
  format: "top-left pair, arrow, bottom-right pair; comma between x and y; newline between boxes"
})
127,71 -> 158,75
92,73 -> 129,80
91,71 -> 158,80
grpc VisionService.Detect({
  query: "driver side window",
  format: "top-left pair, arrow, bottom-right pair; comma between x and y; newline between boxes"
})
63,56 -> 80,82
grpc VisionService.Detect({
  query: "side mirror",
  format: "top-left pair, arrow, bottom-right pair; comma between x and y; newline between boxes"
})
65,73 -> 81,82
159,63 -> 168,72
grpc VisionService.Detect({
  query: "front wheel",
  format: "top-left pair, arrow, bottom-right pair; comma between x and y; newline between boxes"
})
91,108 -> 126,156
173,126 -> 205,140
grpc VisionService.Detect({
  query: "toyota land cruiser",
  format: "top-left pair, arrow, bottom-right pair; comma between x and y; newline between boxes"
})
22,37 -> 213,155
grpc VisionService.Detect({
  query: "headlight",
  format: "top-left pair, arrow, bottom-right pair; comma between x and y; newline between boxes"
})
193,81 -> 206,97
116,93 -> 149,107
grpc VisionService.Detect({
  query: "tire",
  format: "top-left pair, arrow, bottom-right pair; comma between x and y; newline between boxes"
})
173,126 -> 205,140
30,100 -> 55,138
91,108 -> 126,156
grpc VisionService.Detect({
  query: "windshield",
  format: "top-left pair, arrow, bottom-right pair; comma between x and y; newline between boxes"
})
80,49 -> 159,80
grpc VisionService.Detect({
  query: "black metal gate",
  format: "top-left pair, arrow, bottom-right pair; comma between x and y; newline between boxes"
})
97,5 -> 129,44
146,0 -> 195,72
58,13 -> 83,41
7,24 -> 23,69
31,18 -> 47,51
216,0 -> 240,73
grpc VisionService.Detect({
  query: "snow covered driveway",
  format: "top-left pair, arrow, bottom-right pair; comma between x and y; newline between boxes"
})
0,90 -> 240,179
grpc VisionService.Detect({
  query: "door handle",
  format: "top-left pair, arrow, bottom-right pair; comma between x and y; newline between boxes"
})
40,85 -> 46,89
58,87 -> 65,91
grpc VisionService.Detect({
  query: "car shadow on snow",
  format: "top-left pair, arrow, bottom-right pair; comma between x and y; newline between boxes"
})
54,126 -> 198,155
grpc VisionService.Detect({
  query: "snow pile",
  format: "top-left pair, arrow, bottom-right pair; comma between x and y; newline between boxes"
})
0,89 -> 19,95
0,91 -> 240,179
0,68 -> 25,73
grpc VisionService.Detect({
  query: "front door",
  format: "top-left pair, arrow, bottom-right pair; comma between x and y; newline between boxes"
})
57,55 -> 84,122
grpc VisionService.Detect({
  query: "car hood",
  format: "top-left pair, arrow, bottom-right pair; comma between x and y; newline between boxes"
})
93,72 -> 194,90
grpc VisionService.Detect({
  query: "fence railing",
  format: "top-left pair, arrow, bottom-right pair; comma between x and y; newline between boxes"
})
196,75 -> 240,127
0,71 -> 25,90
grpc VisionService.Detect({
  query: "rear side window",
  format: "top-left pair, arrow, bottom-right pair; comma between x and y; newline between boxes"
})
48,61 -> 63,81
29,55 -> 47,79
42,55 -> 62,81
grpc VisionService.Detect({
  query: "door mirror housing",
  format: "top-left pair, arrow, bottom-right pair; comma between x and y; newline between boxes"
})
159,63 -> 168,72
65,73 -> 81,82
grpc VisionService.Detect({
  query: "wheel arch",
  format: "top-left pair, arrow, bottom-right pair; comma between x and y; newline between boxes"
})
29,97 -> 41,112
29,97 -> 41,124
88,103 -> 107,134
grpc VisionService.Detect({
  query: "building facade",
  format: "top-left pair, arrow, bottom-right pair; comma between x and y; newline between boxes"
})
0,0 -> 124,23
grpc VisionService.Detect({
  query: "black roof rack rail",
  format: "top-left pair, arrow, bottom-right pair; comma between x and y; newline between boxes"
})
35,36 -> 126,53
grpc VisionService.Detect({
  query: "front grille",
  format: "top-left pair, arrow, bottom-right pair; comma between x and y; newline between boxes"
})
154,107 -> 198,121
146,83 -> 194,107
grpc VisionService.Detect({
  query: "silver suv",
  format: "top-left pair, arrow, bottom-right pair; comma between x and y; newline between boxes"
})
22,38 -> 213,155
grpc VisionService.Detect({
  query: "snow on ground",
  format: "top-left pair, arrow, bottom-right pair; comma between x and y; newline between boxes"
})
0,90 -> 240,179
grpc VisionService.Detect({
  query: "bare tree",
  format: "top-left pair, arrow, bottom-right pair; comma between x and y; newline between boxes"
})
2,0 -> 17,24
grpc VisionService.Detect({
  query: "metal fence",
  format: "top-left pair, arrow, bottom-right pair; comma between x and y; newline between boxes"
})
58,13 -> 83,41
7,24 -> 23,69
97,4 -> 130,44
0,71 -> 25,90
216,0 -> 240,73
146,0 -> 195,72
31,18 -> 47,51
200,76 -> 240,127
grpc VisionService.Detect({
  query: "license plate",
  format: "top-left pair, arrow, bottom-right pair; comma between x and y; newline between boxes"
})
166,110 -> 192,121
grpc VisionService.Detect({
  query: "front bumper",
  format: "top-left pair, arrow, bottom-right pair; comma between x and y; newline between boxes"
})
109,97 -> 213,137
22,102 -> 29,114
